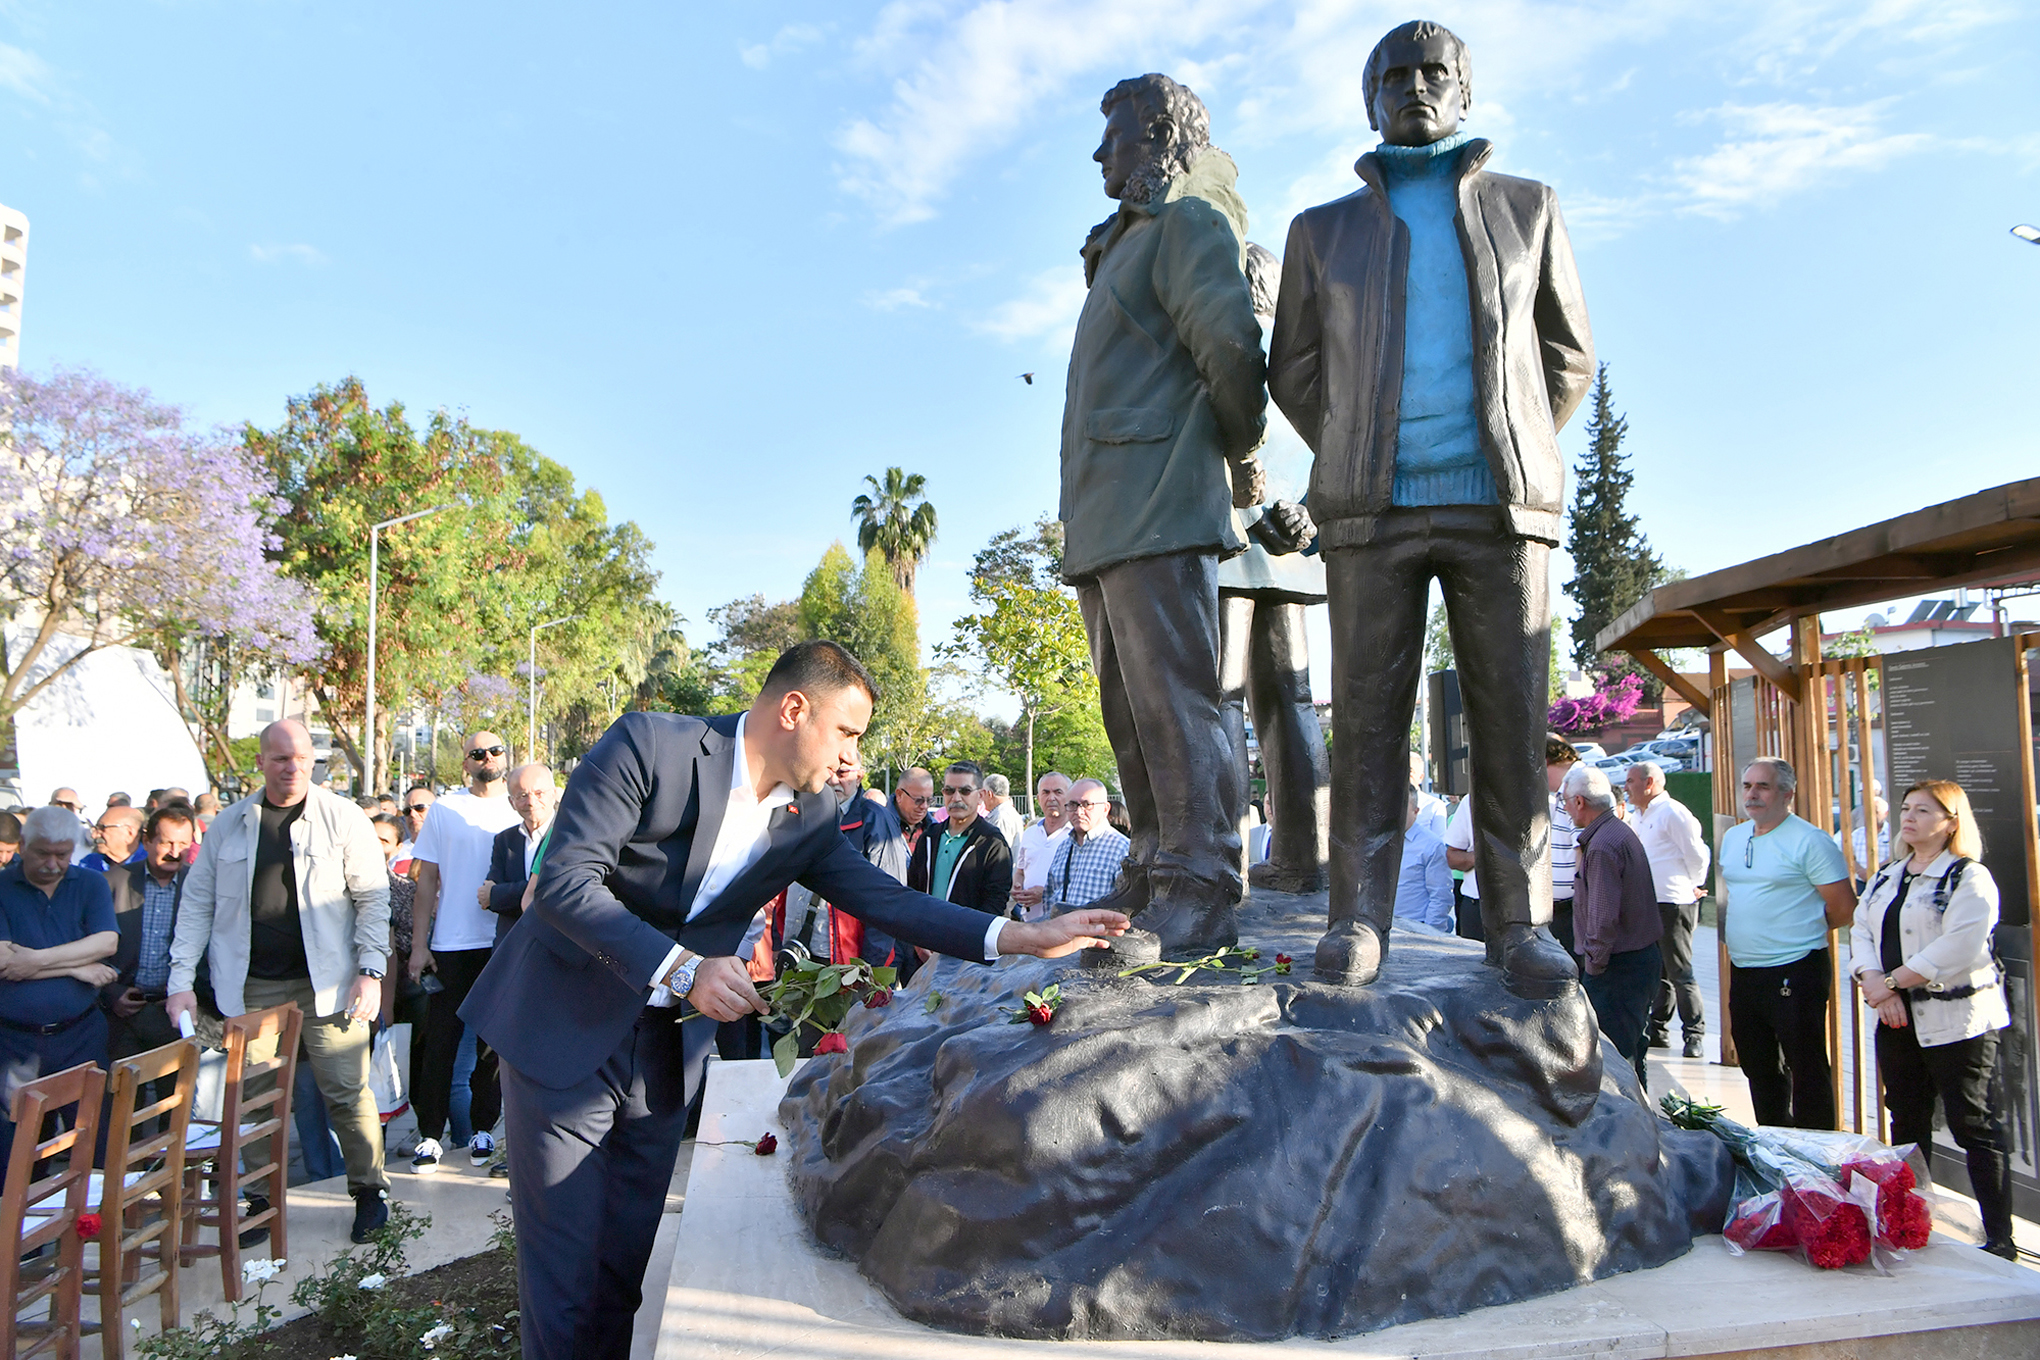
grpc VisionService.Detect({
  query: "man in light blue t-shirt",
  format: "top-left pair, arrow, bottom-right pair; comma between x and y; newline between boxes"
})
1718,758 -> 1854,1128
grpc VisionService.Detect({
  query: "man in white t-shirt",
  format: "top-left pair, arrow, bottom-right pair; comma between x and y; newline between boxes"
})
407,731 -> 520,1173
1443,790 -> 1479,939
1007,772 -> 1074,923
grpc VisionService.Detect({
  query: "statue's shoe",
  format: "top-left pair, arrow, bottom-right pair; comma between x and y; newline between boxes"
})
1312,920 -> 1386,986
1134,877 -> 1240,957
1082,866 -> 1151,922
1496,924 -> 1579,1000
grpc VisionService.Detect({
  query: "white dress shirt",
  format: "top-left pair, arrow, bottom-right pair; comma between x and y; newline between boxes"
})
1631,793 -> 1711,905
649,714 -> 1006,1003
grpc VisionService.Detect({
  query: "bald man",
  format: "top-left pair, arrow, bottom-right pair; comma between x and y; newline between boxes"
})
168,719 -> 393,1242
83,806 -> 146,872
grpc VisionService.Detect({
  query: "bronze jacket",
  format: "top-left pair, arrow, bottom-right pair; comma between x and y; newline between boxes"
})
1059,150 -> 1267,583
1267,139 -> 1592,548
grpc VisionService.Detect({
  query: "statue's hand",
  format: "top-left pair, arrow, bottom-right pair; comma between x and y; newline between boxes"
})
1231,455 -> 1266,509
1259,499 -> 1316,555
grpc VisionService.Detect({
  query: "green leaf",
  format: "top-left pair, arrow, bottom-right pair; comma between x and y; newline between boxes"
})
773,1031 -> 799,1079
816,971 -> 841,999
872,966 -> 898,989
923,992 -> 942,1013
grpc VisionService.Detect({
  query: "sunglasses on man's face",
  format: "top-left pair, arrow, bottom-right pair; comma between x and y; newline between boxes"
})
943,785 -> 977,798
467,746 -> 506,761
52,800 -> 80,811
406,804 -> 431,814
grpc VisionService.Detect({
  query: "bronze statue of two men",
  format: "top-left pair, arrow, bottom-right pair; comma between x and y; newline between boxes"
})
1058,21 -> 1591,993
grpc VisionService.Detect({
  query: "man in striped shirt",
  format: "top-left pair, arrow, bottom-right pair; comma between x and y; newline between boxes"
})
1045,779 -> 1132,914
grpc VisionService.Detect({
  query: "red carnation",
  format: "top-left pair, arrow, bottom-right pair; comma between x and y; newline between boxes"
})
864,989 -> 892,1009
814,1032 -> 849,1055
1026,1004 -> 1053,1026
754,1133 -> 778,1156
1274,954 -> 1293,974
75,1213 -> 101,1242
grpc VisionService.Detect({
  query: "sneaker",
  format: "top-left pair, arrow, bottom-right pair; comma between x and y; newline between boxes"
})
350,1190 -> 389,1244
411,1137 -> 444,1174
1683,1034 -> 1706,1059
238,1195 -> 271,1249
470,1132 -> 495,1167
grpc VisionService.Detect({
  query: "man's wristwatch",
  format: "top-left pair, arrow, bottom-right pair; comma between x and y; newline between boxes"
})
358,967 -> 385,980
670,955 -> 701,999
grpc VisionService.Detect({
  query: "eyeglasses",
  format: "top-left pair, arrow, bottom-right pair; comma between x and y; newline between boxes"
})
898,791 -> 930,805
51,800 -> 80,811
406,803 -> 431,814
1070,799 -> 1109,809
467,746 -> 506,761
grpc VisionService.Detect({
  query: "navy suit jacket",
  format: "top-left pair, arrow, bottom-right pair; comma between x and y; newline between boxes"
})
485,822 -> 537,946
461,711 -> 996,1089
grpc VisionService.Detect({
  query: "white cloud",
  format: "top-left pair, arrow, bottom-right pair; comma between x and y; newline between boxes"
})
0,41 -> 52,103
249,243 -> 329,266
740,23 -> 827,70
867,285 -> 935,310
1669,101 -> 1927,218
972,265 -> 1086,347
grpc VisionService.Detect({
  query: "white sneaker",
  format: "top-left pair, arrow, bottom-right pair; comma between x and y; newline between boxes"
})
411,1137 -> 444,1174
470,1132 -> 495,1167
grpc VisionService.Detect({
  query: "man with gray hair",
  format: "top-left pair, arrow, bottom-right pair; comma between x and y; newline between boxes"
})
979,773 -> 1024,850
1561,763 -> 1662,1087
1625,761 -> 1711,1058
1060,71 -> 1268,952
0,805 -> 119,1167
1717,758 -> 1853,1128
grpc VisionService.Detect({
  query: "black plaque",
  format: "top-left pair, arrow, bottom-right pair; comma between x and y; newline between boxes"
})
1427,669 -> 1467,797
1729,675 -> 1758,783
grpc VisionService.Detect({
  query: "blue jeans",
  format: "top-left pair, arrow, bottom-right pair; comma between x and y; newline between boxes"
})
449,1026 -> 479,1145
1583,942 -> 1662,1091
292,1055 -> 348,1183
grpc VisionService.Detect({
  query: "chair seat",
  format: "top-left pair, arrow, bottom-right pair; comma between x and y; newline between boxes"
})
183,1123 -> 264,1154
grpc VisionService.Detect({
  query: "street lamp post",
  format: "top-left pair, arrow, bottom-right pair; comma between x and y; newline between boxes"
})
528,615 -> 582,763
2012,225 -> 2040,244
367,505 -> 452,796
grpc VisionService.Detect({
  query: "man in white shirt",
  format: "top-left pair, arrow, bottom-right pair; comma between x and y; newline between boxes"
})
980,774 -> 1026,849
407,731 -> 520,1173
1443,790 -> 1478,939
1009,772 -> 1073,922
1626,761 -> 1712,1058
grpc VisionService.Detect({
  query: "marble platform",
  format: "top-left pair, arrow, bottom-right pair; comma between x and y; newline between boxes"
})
656,1058 -> 2040,1359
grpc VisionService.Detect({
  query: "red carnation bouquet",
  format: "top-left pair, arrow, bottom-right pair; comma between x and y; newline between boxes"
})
1664,1096 -> 1935,1270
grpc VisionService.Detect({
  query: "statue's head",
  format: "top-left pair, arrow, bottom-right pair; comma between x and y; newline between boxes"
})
1244,242 -> 1280,320
1363,20 -> 1471,146
1095,74 -> 1211,204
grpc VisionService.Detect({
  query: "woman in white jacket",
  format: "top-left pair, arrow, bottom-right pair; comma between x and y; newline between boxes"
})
1851,779 -> 2016,1259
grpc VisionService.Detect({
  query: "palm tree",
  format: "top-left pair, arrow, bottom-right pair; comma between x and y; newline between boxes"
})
851,468 -> 938,596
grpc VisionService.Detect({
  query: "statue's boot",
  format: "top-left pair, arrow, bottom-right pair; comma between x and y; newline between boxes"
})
1249,859 -> 1328,895
1082,859 -> 1151,922
1134,872 -> 1240,957
1485,921 -> 1579,1000
1313,917 -> 1387,986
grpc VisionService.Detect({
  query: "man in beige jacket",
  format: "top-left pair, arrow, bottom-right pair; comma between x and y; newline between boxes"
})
169,719 -> 393,1242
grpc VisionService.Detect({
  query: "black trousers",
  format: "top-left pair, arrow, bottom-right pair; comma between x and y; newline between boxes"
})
1729,949 -> 1835,1128
1584,943 -> 1661,1090
1325,512 -> 1551,938
1076,549 -> 1241,890
1650,901 -> 1705,1037
1877,1022 -> 2015,1248
414,948 -> 500,1143
501,1010 -> 716,1360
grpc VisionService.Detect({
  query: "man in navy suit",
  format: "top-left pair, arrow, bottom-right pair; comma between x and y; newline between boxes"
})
480,763 -> 557,946
461,641 -> 1128,1360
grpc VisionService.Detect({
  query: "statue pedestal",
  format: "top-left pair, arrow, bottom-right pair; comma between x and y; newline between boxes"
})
656,1055 -> 2040,1358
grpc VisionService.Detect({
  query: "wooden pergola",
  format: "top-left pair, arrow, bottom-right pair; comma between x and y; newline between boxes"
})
1594,476 -> 2040,1134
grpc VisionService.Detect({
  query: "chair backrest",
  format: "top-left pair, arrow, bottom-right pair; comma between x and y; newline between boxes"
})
2,1062 -> 109,1359
104,1039 -> 200,1194
217,1004 -> 300,1156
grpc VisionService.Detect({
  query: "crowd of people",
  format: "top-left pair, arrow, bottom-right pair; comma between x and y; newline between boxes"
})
0,718 -> 2018,1263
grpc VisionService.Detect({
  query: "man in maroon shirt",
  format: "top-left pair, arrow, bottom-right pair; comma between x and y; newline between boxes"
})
1561,764 -> 1663,1088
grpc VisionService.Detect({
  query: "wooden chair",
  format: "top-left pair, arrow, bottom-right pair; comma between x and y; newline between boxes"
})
83,1039 -> 198,1359
1,1061 -> 108,1360
179,1003 -> 300,1302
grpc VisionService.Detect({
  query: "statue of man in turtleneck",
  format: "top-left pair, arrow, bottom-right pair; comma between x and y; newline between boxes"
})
1269,21 -> 1594,992
1058,73 -> 1274,955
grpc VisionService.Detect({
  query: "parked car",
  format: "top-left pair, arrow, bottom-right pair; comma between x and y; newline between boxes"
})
1592,754 -> 1638,772
1569,742 -> 1608,763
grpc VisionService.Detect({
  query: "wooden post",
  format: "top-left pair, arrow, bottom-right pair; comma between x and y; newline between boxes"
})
1711,645 -> 1737,1069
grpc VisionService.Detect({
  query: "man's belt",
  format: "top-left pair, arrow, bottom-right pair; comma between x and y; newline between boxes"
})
0,1005 -> 101,1037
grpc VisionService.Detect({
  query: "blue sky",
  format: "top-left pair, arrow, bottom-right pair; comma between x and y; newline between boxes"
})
4,1 -> 2037,707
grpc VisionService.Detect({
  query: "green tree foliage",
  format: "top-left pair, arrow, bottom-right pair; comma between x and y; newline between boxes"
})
942,518 -> 1109,807
1562,364 -> 1667,673
852,467 -> 938,597
797,544 -> 926,780
249,376 -> 668,783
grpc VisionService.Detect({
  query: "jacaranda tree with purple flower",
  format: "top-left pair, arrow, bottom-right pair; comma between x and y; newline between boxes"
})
0,367 -> 321,782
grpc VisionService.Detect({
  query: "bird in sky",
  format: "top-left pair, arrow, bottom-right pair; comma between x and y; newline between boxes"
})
1017,372 -> 1034,385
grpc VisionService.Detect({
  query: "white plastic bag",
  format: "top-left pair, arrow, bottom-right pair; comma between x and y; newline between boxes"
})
371,1022 -> 410,1121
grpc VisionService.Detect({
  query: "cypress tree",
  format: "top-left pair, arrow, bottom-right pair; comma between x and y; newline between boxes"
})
1563,364 -> 1664,671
